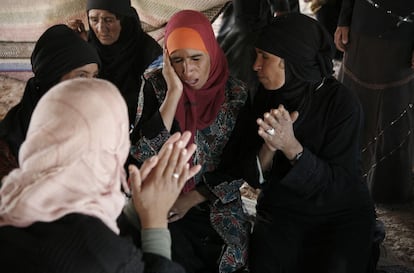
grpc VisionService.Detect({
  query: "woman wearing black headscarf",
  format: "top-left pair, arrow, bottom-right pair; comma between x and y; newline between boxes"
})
0,24 -> 101,182
217,0 -> 288,101
68,0 -> 162,126
221,13 -> 376,273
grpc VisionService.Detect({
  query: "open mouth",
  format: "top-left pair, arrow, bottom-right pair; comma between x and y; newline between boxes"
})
184,79 -> 198,86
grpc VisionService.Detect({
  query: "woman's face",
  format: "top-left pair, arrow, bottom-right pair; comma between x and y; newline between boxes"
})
60,63 -> 99,81
88,9 -> 122,45
253,48 -> 285,90
169,48 -> 210,90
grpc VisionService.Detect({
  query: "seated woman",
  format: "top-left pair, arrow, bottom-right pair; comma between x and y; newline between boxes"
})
217,0 -> 289,101
0,78 -> 201,272
68,0 -> 162,126
0,24 -> 101,181
221,13 -> 376,273
124,10 -> 251,273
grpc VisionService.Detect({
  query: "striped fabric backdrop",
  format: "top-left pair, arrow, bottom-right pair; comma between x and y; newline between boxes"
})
0,0 -> 229,42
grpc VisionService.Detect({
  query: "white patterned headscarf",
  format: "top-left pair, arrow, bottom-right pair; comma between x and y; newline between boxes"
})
0,78 -> 130,234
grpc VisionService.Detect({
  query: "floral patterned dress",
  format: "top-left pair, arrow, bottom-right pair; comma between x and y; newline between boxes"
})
129,68 -> 251,273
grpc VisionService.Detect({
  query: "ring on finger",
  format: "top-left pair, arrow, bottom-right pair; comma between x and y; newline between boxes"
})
265,127 -> 275,136
172,173 -> 180,179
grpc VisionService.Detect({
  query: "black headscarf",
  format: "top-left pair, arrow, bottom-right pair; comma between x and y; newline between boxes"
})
86,0 -> 162,124
87,0 -> 132,16
255,12 -> 335,82
253,12 -> 335,127
0,24 -> 101,158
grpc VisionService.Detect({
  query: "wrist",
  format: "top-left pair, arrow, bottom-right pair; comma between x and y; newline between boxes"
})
140,213 -> 168,229
285,143 -> 303,162
289,150 -> 304,164
259,144 -> 276,171
166,87 -> 182,100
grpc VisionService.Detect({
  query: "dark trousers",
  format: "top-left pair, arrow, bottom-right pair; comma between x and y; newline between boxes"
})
169,204 -> 224,273
249,208 -> 375,273
315,1 -> 344,60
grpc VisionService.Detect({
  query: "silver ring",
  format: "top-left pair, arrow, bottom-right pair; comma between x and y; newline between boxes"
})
266,127 -> 275,136
172,173 -> 180,179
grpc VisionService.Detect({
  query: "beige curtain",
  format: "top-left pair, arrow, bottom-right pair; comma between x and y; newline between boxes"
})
0,0 -> 229,42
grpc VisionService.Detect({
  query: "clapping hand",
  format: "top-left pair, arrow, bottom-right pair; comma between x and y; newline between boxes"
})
257,104 -> 303,162
129,131 -> 201,229
257,105 -> 298,152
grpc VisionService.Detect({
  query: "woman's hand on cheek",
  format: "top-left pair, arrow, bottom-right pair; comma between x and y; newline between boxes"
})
162,48 -> 183,97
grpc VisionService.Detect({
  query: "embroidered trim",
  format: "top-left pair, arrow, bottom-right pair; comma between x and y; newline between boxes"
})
342,64 -> 414,90
361,103 -> 413,177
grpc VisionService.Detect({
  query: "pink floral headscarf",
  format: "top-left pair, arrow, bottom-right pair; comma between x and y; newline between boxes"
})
0,78 -> 130,234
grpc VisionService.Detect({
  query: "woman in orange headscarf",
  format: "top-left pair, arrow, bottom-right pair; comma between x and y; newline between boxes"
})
124,10 -> 251,273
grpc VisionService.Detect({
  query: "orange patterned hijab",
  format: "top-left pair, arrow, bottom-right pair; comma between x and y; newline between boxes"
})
165,10 -> 229,138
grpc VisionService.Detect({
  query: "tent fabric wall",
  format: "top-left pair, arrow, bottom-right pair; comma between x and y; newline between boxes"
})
0,0 -> 87,42
0,0 -> 229,43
